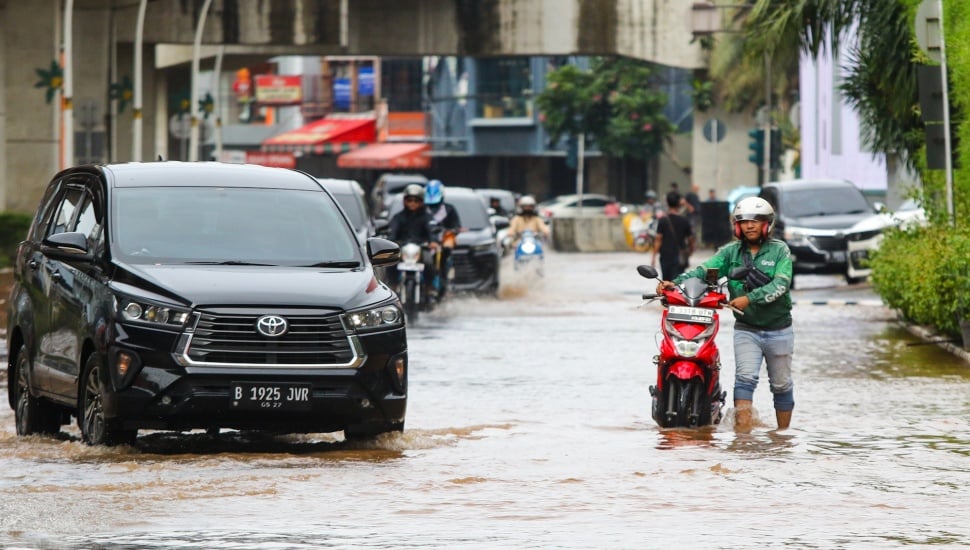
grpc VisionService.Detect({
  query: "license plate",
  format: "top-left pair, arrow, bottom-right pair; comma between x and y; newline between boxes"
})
830,251 -> 846,262
398,263 -> 424,271
667,305 -> 715,324
230,382 -> 312,411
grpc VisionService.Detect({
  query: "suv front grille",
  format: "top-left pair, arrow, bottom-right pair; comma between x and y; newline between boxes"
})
452,249 -> 497,284
808,235 -> 846,252
187,311 -> 353,366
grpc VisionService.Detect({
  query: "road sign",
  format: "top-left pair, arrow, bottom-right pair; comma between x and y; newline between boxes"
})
915,0 -> 942,63
703,118 -> 726,143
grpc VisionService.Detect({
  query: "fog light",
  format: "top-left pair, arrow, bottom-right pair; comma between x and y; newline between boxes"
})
117,351 -> 134,377
387,354 -> 407,394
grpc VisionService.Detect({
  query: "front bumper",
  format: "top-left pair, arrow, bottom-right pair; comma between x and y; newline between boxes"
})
104,327 -> 407,434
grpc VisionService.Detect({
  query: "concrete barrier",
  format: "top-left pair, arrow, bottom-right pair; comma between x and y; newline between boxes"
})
551,217 -> 631,252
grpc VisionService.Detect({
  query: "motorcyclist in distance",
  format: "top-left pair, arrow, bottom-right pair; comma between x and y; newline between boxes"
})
387,184 -> 438,295
508,195 -> 551,246
423,179 -> 462,298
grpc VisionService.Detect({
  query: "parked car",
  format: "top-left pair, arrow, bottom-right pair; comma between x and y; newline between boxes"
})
318,177 -> 374,243
537,193 -> 617,222
758,179 -> 880,284
7,162 -> 407,445
371,173 -> 428,219
845,198 -> 927,280
384,186 -> 501,295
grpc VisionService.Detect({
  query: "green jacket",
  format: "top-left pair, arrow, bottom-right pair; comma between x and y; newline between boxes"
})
673,239 -> 793,329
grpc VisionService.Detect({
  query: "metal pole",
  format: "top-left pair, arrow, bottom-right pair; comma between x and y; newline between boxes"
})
213,45 -> 224,161
938,0 -> 954,225
188,0 -> 213,162
62,0 -> 74,169
576,133 -> 585,216
133,0 -> 147,161
762,52 -> 771,185
713,119 -> 720,187
108,10 -> 117,162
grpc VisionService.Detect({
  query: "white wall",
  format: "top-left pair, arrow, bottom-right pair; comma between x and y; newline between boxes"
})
799,41 -> 887,192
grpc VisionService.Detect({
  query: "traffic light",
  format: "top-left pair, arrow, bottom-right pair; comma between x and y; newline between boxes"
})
748,128 -> 765,166
769,128 -> 782,170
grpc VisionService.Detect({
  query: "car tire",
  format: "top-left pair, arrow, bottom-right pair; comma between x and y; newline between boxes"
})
845,274 -> 867,285
79,353 -> 137,446
13,345 -> 62,436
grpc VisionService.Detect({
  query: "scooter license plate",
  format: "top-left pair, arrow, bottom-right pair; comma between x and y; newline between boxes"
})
667,305 -> 715,324
398,263 -> 424,271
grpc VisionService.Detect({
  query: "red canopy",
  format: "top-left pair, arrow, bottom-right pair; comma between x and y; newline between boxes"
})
261,117 -> 375,154
337,143 -> 431,169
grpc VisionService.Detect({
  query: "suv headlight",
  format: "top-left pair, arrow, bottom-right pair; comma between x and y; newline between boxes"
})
783,226 -> 812,246
472,241 -> 495,253
116,296 -> 191,329
341,303 -> 403,332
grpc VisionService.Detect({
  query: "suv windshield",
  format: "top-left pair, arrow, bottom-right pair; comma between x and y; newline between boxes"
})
784,187 -> 871,218
448,195 -> 490,230
112,187 -> 360,266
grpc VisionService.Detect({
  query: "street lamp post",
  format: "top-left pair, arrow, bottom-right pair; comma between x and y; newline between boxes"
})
133,0 -> 147,161
188,0 -> 213,162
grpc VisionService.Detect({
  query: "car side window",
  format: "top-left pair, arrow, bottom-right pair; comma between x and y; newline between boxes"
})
48,187 -> 84,237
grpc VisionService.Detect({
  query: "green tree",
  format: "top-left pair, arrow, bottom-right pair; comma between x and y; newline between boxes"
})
536,58 -> 676,161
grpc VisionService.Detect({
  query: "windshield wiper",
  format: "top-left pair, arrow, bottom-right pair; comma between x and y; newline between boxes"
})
306,261 -> 361,268
184,260 -> 277,266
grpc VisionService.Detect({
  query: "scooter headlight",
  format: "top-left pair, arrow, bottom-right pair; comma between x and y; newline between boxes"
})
520,241 -> 536,254
673,338 -> 702,357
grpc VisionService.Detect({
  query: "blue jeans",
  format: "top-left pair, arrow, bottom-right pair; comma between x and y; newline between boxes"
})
733,325 -> 795,411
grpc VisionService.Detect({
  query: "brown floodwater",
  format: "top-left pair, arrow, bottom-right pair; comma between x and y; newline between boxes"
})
2,252 -> 969,548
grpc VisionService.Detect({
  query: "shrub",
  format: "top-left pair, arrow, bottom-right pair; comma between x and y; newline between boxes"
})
0,212 -> 32,268
871,224 -> 970,338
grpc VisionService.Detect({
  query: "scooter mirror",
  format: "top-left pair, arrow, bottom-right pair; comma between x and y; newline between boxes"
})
705,268 -> 719,285
728,266 -> 750,280
637,265 -> 659,279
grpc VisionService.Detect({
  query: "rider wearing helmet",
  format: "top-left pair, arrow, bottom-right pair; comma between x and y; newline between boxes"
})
656,196 -> 796,432
423,179 -> 461,298
387,184 -> 438,294
507,195 -> 551,246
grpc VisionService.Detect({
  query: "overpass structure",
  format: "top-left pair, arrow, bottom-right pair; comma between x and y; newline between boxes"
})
0,0 -> 705,212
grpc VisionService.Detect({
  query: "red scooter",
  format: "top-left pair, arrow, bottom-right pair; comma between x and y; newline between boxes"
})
637,265 -> 744,428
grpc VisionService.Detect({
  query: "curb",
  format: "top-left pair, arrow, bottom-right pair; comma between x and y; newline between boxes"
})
899,320 -> 970,363
792,299 -> 885,306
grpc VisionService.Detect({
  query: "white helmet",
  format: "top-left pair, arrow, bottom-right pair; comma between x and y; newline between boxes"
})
733,196 -> 775,239
518,195 -> 536,207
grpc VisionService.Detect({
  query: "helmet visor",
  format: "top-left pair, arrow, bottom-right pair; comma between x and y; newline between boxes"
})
734,213 -> 772,223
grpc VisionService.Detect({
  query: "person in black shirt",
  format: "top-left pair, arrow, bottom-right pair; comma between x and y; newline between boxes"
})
651,191 -> 695,280
387,184 -> 438,295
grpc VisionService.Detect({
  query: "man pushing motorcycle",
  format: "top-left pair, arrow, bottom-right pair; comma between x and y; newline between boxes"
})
656,197 -> 795,431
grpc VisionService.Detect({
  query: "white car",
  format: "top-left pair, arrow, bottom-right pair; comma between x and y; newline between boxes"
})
846,199 -> 927,280
537,193 -> 618,222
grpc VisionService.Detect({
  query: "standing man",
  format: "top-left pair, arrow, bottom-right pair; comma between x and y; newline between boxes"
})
651,191 -> 694,280
684,183 -> 702,231
656,197 -> 795,432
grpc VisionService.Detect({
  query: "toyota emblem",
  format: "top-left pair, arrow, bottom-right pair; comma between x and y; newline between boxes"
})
256,315 -> 288,337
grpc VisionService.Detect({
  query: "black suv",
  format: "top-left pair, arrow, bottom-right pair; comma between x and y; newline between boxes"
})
383,186 -> 500,295
7,162 -> 407,445
759,179 -> 878,284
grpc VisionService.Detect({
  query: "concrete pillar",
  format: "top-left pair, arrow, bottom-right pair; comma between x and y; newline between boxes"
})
0,0 -> 7,210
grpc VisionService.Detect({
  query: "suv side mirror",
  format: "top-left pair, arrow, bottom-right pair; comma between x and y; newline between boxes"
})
42,231 -> 93,261
366,237 -> 401,267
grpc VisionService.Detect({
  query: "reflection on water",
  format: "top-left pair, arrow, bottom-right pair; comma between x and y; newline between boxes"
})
3,254 -> 970,548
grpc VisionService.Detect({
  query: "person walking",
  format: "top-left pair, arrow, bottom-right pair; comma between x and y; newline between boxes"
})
650,191 -> 694,280
656,197 -> 795,432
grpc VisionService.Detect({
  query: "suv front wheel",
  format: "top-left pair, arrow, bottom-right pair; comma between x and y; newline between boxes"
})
79,353 -> 137,446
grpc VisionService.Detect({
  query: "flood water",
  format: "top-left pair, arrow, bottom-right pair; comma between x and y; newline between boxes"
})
2,250 -> 970,548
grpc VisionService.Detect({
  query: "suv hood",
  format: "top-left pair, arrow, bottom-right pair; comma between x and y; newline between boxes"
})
783,212 -> 875,231
116,263 -> 387,310
456,227 -> 495,246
